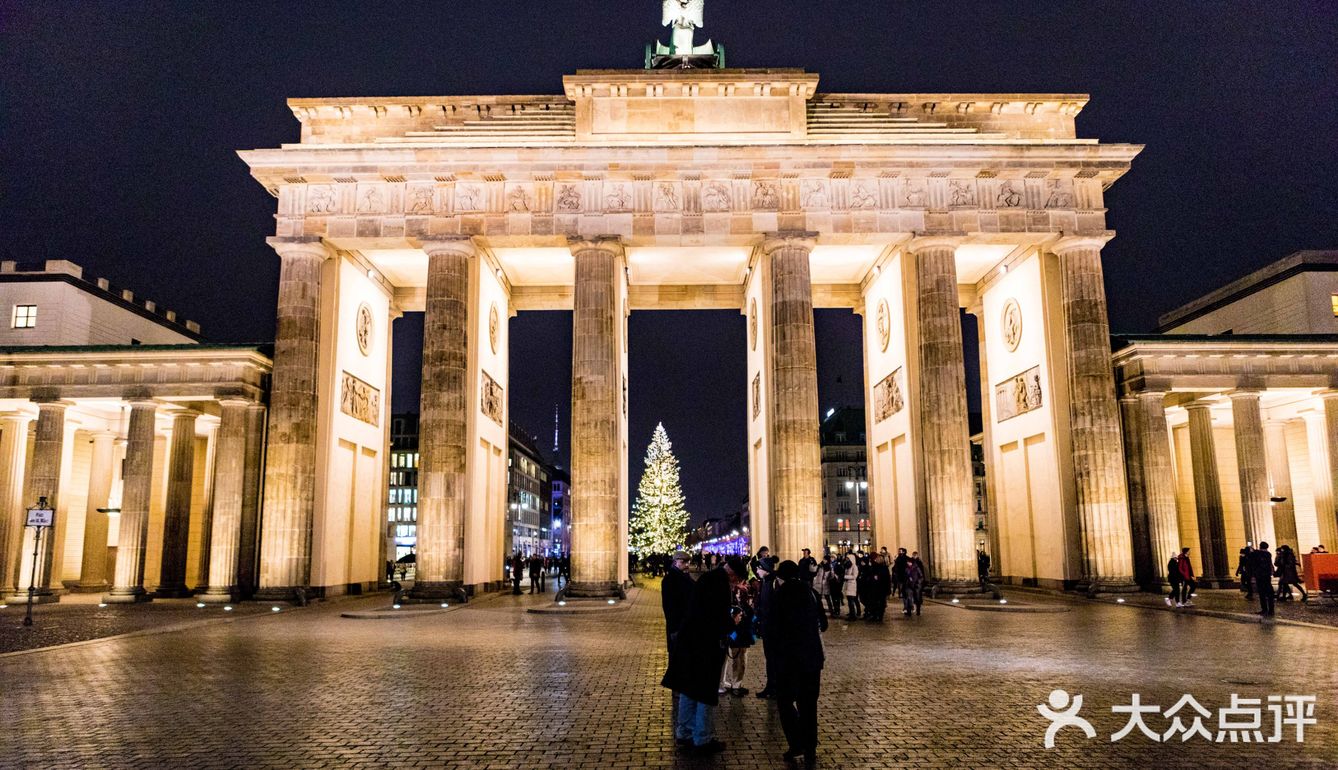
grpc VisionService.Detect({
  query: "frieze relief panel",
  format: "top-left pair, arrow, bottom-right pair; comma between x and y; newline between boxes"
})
340,371 -> 381,427
873,368 -> 905,423
995,365 -> 1043,422
481,370 -> 504,425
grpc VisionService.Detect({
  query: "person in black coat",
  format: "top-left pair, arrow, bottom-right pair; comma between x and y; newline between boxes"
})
768,560 -> 828,765
661,551 -> 694,650
1248,542 -> 1276,616
661,557 -> 744,755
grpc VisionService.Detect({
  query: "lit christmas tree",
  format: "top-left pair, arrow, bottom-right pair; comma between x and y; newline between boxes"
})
629,422 -> 691,556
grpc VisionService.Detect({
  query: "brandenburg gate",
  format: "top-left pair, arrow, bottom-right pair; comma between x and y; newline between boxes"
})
240,62 -> 1143,599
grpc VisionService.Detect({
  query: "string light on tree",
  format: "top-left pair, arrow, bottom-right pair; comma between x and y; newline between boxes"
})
629,423 -> 691,556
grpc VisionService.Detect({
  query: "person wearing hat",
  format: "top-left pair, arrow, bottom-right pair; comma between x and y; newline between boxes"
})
768,559 -> 828,765
662,556 -> 744,756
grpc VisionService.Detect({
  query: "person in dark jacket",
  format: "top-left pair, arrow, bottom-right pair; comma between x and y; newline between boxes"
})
865,552 -> 892,622
662,551 -> 694,649
510,552 -> 524,595
661,557 -> 743,756
753,556 -> 779,699
768,560 -> 828,765
1235,545 -> 1255,600
892,547 -> 909,598
1275,544 -> 1307,602
1248,542 -> 1276,616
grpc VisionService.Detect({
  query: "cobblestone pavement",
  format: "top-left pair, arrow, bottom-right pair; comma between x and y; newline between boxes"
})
1108,586 -> 1338,629
0,593 -> 271,654
0,580 -> 1334,769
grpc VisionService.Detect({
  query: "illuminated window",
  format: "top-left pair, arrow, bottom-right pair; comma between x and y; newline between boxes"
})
11,305 -> 36,329
1331,294 -> 1338,317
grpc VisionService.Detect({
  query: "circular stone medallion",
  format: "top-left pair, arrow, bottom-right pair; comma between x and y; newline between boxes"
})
488,303 -> 500,354
876,299 -> 891,352
749,299 -> 758,351
1001,298 -> 1023,352
355,303 -> 373,356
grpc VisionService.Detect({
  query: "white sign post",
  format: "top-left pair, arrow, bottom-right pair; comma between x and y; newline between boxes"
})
22,497 -> 53,627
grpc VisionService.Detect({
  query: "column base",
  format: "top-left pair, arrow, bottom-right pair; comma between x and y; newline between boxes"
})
252,586 -> 314,605
1082,579 -> 1142,597
561,581 -> 625,599
407,581 -> 468,603
931,580 -> 996,599
4,590 -> 60,605
103,588 -> 153,604
197,588 -> 238,604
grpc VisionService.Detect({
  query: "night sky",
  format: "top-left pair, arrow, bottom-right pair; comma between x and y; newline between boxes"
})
5,2 -> 1336,523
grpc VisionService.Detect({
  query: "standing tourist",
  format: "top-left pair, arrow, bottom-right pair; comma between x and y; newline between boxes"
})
510,552 -> 524,595
798,548 -> 818,585
719,574 -> 754,697
1235,545 -> 1255,600
865,552 -> 891,622
902,554 -> 925,616
769,560 -> 828,766
824,555 -> 844,617
842,551 -> 861,620
528,552 -> 545,594
1275,544 -> 1307,603
1165,551 -> 1182,607
977,548 -> 992,588
1249,542 -> 1276,617
662,557 -> 741,756
753,555 -> 779,700
892,547 -> 909,598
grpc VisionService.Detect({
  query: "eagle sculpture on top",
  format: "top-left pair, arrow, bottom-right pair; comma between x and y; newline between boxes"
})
659,0 -> 713,57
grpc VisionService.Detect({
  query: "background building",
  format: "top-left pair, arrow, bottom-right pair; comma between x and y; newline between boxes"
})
820,407 -> 867,551
507,422 -> 550,557
388,413 -> 420,568
1158,251 -> 1338,335
0,260 -> 201,346
549,465 -> 570,556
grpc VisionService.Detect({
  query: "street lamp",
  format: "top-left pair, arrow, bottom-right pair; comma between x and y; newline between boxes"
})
845,479 -> 868,518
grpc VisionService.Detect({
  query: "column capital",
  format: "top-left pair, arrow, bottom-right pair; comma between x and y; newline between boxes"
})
417,236 -> 477,258
215,396 -> 253,409
566,235 -> 623,256
1051,232 -> 1114,255
906,232 -> 965,253
1317,388 -> 1338,401
1227,388 -> 1264,400
760,231 -> 818,254
31,398 -> 73,411
1185,400 -> 1216,414
266,236 -> 332,262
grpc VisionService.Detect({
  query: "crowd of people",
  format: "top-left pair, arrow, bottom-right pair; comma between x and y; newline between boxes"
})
1166,542 -> 1325,616
505,552 -> 571,595
661,544 -> 941,763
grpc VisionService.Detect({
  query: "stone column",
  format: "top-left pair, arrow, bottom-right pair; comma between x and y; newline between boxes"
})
1229,390 -> 1275,547
106,400 -> 158,603
257,236 -> 330,601
410,237 -> 474,602
568,236 -> 624,597
1186,403 -> 1229,586
7,400 -> 70,602
236,404 -> 266,597
908,235 -> 976,586
0,414 -> 32,596
155,411 -> 197,597
74,431 -> 117,591
1137,392 -> 1182,584
1053,236 -> 1136,590
1321,392 -> 1338,551
200,400 -> 250,602
194,422 -> 218,592
1119,396 -> 1153,586
1263,419 -> 1299,550
764,232 -> 823,560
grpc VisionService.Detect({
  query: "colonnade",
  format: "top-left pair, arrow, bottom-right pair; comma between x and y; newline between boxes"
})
0,396 -> 266,604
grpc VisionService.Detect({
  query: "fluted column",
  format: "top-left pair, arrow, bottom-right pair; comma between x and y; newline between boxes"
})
257,236 -> 330,601
764,232 -> 823,560
1263,419 -> 1299,550
1186,403 -> 1229,585
236,404 -> 266,597
1053,236 -> 1136,589
0,414 -> 31,596
567,236 -> 624,597
200,400 -> 250,602
410,237 -> 474,601
909,236 -> 976,585
6,400 -> 70,602
74,431 -> 117,591
155,411 -> 197,597
1320,392 -> 1338,551
1137,392 -> 1181,585
106,400 -> 158,603
1229,390 -> 1275,547
1119,397 -> 1153,586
